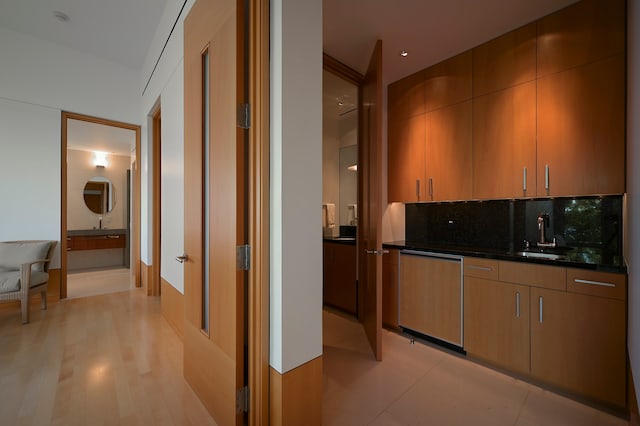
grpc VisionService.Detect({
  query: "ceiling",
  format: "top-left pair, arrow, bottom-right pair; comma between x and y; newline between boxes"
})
67,119 -> 136,156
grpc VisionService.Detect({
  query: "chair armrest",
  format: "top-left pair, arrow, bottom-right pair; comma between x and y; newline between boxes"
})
20,260 -> 50,296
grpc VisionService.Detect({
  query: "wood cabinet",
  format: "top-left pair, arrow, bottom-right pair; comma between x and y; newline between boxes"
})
399,253 -> 462,346
530,286 -> 626,408
464,257 -> 627,409
426,101 -> 472,201
323,241 -> 357,315
67,234 -> 126,251
472,81 -> 536,199
537,55 -> 625,196
382,249 -> 399,328
424,51 -> 472,112
388,113 -> 425,202
464,276 -> 530,375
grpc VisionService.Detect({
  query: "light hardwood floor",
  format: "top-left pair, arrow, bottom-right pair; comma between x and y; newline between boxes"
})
0,289 -> 216,425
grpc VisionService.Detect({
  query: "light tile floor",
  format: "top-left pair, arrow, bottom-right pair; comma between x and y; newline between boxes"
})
67,268 -> 132,299
322,309 -> 627,426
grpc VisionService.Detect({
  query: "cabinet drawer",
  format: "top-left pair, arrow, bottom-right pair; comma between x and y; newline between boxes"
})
566,269 -> 626,301
499,261 -> 566,291
68,235 -> 126,251
463,257 -> 499,280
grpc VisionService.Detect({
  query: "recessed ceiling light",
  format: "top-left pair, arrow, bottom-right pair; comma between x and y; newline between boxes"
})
53,11 -> 70,23
400,50 -> 409,57
337,101 -> 344,106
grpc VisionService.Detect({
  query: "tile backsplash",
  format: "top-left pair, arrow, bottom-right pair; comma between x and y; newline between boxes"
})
405,196 -> 623,260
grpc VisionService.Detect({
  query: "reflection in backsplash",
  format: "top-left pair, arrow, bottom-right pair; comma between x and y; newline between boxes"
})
405,196 -> 623,265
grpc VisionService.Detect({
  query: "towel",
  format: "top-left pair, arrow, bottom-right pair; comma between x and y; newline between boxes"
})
323,203 -> 336,229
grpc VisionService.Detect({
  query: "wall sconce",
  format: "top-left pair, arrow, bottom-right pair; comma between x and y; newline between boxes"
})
94,151 -> 108,168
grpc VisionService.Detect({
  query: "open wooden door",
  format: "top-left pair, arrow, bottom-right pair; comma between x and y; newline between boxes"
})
183,0 -> 247,425
358,40 -> 383,361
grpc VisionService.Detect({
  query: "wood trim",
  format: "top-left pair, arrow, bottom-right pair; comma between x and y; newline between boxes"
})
269,356 -> 323,426
323,53 -> 364,85
141,261 -> 152,294
161,278 -> 184,340
60,111 -> 141,297
151,108 -> 162,297
134,123 -> 142,287
47,269 -> 61,303
249,0 -> 270,423
630,356 -> 640,424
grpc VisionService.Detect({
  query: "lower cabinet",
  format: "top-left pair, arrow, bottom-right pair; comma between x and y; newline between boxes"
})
323,241 -> 357,315
464,257 -> 627,409
382,249 -> 400,328
464,276 -> 530,375
399,253 -> 462,346
530,287 -> 626,408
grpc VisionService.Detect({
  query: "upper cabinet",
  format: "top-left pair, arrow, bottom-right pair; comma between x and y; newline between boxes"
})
388,52 -> 472,203
388,0 -> 626,202
536,0 -> 626,77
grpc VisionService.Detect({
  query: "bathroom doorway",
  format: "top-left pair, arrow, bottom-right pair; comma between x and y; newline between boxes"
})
61,112 -> 141,299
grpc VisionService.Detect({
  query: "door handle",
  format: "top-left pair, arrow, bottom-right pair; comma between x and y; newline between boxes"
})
365,249 -> 390,256
175,253 -> 189,263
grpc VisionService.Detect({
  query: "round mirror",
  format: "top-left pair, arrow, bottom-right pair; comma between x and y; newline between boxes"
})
83,177 -> 115,214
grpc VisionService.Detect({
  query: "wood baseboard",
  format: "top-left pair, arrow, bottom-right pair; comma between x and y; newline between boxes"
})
141,261 -> 151,295
47,268 -> 61,303
270,356 -> 323,426
161,278 -> 184,340
630,357 -> 639,424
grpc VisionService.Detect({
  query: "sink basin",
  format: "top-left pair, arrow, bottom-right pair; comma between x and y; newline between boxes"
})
515,251 -> 565,260
333,237 -> 355,241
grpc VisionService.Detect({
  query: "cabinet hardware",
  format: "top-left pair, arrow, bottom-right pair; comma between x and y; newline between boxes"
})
466,265 -> 492,271
523,167 -> 527,192
539,296 -> 544,323
516,292 -> 521,318
428,178 -> 433,199
574,278 -> 615,288
545,165 -> 550,191
175,253 -> 189,264
416,179 -> 420,201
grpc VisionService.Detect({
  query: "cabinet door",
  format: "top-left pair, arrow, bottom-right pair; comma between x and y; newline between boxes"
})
425,101 -> 472,201
464,277 -> 530,375
399,255 -> 462,345
530,288 -> 626,408
323,242 -> 357,314
472,82 -> 536,199
388,114 -> 426,202
382,249 -> 399,328
537,55 -> 625,196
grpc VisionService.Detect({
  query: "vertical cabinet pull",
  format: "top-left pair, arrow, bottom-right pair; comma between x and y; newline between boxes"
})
416,179 -> 421,201
539,296 -> 544,323
515,292 -> 521,318
522,167 -> 527,192
428,178 -> 433,199
545,165 -> 550,191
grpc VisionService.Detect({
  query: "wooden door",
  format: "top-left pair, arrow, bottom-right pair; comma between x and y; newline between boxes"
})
358,40 -> 383,360
183,0 -> 245,425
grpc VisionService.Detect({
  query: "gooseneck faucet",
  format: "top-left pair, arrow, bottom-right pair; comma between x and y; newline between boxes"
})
536,212 -> 556,248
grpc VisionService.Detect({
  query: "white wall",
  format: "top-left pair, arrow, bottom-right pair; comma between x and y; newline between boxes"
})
0,25 -> 142,270
270,0 -> 324,373
138,0 -> 195,290
627,0 -> 640,404
0,98 -> 61,267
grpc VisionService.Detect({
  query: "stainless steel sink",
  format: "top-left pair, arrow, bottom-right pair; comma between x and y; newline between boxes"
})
333,237 -> 355,241
515,251 -> 565,260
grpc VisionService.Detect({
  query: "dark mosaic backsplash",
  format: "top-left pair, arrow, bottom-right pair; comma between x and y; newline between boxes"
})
405,196 -> 623,263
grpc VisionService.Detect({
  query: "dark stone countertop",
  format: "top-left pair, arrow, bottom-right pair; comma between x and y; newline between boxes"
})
383,240 -> 627,274
323,236 -> 356,245
68,229 -> 127,237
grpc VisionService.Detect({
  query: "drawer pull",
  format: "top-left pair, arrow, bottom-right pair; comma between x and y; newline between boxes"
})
539,296 -> 544,323
515,292 -> 520,318
574,278 -> 615,288
467,265 -> 493,272
107,235 -> 120,239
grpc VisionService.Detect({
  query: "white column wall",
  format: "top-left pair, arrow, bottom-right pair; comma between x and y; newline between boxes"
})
627,0 -> 640,400
270,0 -> 323,374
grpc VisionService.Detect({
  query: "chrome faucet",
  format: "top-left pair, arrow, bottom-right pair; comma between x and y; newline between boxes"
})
536,212 -> 556,248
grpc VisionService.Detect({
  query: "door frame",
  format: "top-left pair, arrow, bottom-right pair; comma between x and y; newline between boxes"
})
60,111 -> 141,298
150,106 -> 161,296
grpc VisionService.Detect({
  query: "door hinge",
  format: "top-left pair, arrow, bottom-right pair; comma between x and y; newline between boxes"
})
236,385 -> 249,413
237,244 -> 251,271
237,103 -> 251,129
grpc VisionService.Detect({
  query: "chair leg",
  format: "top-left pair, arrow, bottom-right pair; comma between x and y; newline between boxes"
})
41,290 -> 47,310
21,298 -> 29,324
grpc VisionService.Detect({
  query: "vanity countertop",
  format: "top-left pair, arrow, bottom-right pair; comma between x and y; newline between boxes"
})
68,228 -> 127,237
